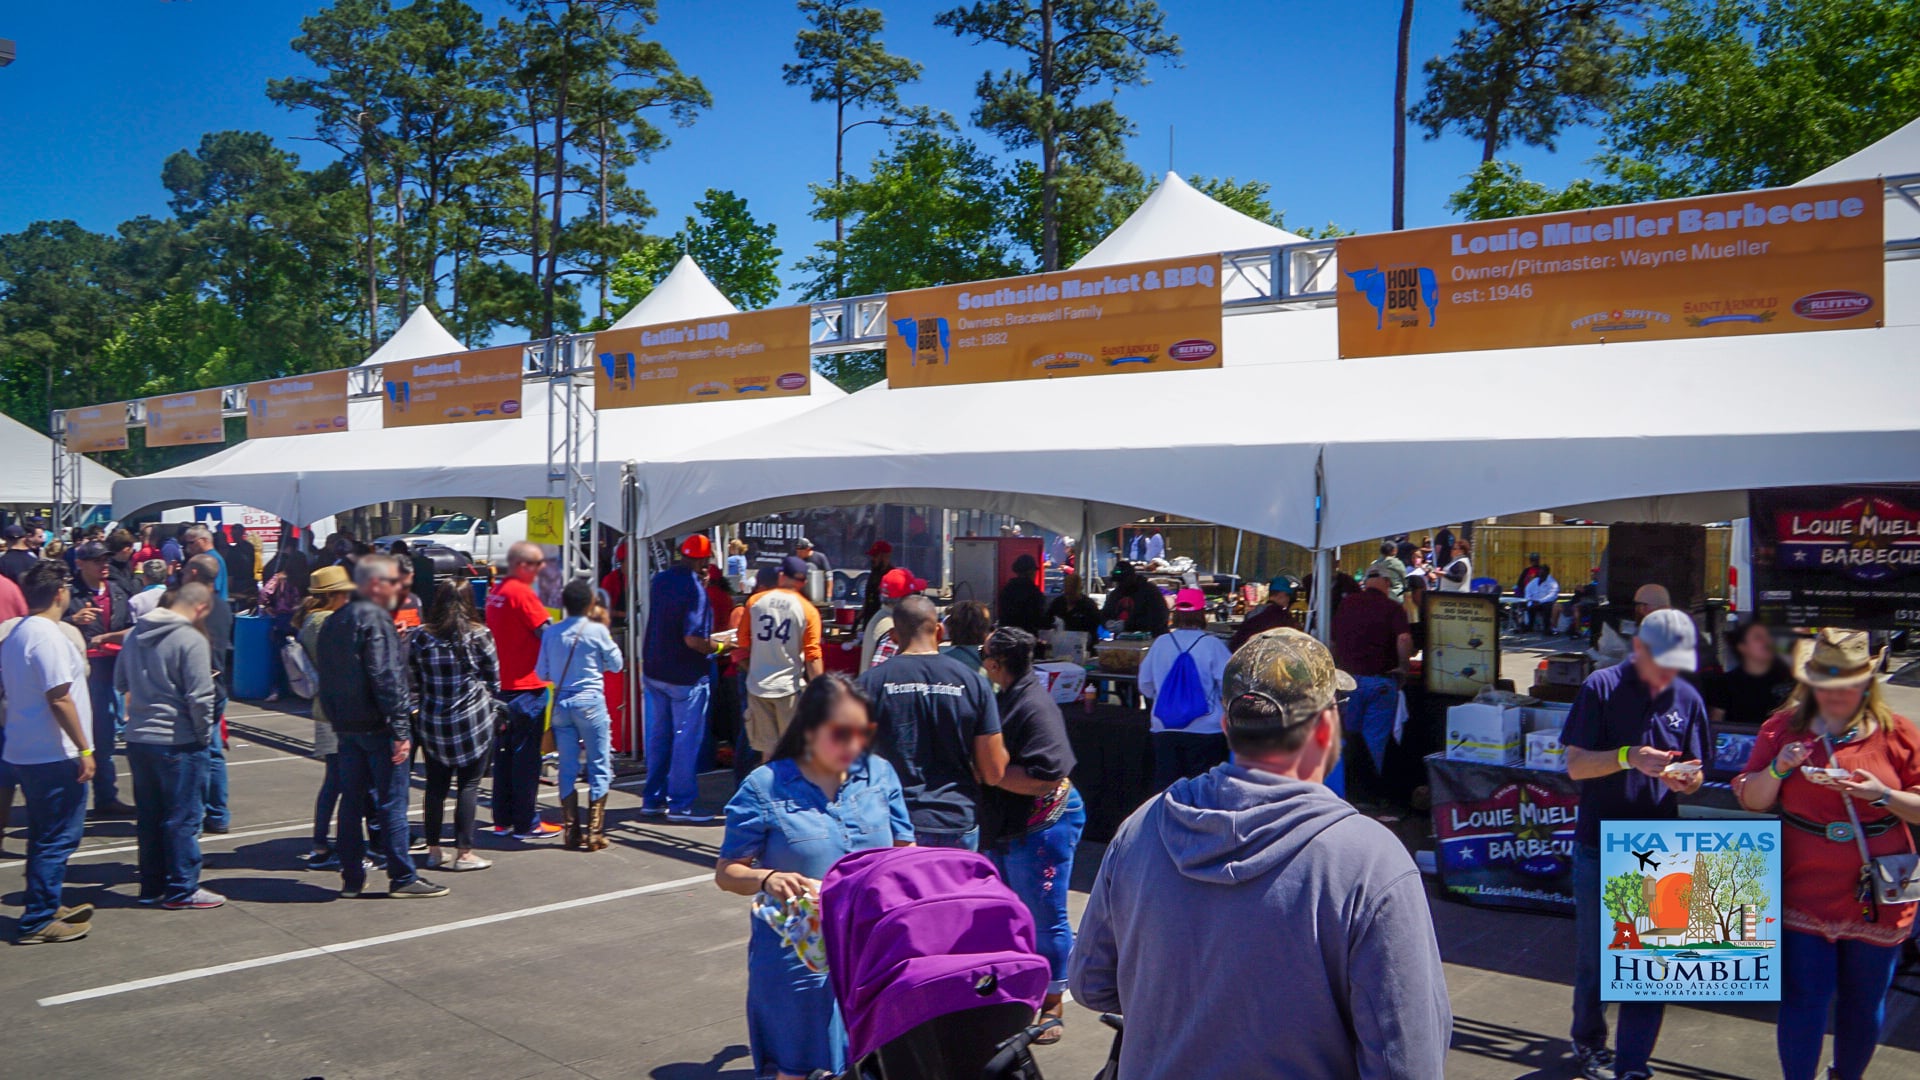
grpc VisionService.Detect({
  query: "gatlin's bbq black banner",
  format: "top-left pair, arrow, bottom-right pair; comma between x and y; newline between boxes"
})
1750,485 -> 1920,631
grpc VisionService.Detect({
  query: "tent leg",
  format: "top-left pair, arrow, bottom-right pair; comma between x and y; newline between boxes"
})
1311,547 -> 1335,643
621,463 -> 643,763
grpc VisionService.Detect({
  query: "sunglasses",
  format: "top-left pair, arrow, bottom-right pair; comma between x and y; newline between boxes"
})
821,723 -> 875,747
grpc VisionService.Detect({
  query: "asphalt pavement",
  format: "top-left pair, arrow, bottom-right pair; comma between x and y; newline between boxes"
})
2,677 -> 1917,1078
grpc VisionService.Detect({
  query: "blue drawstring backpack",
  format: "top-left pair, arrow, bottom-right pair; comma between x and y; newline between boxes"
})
1155,633 -> 1211,729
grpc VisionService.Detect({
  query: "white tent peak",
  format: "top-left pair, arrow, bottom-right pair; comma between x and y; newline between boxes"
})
358,305 -> 465,367
609,255 -> 739,328
1073,171 -> 1308,269
1799,114 -> 1919,243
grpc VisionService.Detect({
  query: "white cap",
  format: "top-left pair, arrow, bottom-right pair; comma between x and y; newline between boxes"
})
1636,608 -> 1698,672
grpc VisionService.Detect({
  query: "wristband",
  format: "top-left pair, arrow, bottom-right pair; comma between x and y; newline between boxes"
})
760,869 -> 776,894
79,747 -> 94,757
1617,745 -> 1630,771
1768,761 -> 1792,781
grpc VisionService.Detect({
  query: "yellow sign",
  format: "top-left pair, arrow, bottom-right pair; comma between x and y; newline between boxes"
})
65,403 -> 129,454
1338,179 -> 1885,358
883,256 -> 1225,388
525,497 -> 565,546
592,306 -> 813,408
381,345 -> 525,428
247,369 -> 350,439
144,391 -> 226,448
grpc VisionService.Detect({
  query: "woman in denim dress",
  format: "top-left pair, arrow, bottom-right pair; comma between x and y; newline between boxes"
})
715,673 -> 914,1080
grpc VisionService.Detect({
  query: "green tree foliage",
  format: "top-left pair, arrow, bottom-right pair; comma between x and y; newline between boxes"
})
1413,0 -> 1639,164
799,130 -> 1028,389
937,0 -> 1180,271
1683,849 -> 1769,943
784,0 -> 927,287
609,189 -> 783,315
1602,870 -> 1652,926
1448,0 -> 1920,217
1605,0 -> 1920,195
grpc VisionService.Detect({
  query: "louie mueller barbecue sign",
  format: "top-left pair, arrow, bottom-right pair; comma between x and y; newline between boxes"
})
1751,485 -> 1920,630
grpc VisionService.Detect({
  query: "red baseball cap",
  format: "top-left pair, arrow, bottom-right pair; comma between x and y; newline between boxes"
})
880,567 -> 926,599
679,534 -> 714,559
866,540 -> 893,557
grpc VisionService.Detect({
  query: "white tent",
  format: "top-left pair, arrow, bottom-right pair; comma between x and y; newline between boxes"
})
1802,115 -> 1920,243
1073,172 -> 1339,299
0,410 -> 123,508
113,264 -> 844,525
608,255 -> 736,328
358,304 -> 464,367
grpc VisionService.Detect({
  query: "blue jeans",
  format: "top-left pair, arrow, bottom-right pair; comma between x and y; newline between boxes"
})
919,827 -> 980,851
13,758 -> 88,935
87,660 -> 122,806
127,742 -> 210,903
1342,675 -> 1398,777
1777,929 -> 1903,1080
1572,845 -> 1664,1072
313,753 -> 341,846
642,675 -> 709,813
553,694 -> 613,801
991,789 -> 1086,993
203,680 -> 230,829
335,731 -> 415,890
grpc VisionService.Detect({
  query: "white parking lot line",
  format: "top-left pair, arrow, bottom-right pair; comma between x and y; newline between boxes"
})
37,872 -> 712,1007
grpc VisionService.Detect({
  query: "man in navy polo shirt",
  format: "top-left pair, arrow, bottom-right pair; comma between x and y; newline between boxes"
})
641,534 -> 732,823
1559,606 -> 1709,1080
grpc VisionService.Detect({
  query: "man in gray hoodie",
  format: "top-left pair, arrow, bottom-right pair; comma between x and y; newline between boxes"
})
1069,627 -> 1452,1079
115,581 -> 224,910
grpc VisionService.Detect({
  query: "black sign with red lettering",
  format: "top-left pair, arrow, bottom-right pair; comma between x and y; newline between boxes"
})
1750,485 -> 1920,630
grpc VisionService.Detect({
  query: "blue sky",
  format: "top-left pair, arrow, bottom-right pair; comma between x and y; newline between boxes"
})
0,0 -> 1608,314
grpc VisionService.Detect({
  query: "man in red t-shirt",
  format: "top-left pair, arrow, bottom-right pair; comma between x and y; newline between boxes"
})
485,542 -> 561,838
1331,567 -> 1412,793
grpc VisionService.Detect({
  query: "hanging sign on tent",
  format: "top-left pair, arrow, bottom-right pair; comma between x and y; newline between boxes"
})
247,369 -> 350,439
1337,179 -> 1884,358
525,497 -> 565,546
381,344 -> 524,428
1749,485 -> 1920,631
592,306 -> 813,409
64,403 -> 129,453
145,391 -> 226,448
884,256 -> 1225,388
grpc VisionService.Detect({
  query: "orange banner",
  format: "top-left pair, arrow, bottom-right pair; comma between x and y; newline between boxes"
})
884,256 -> 1225,388
1337,179 -> 1884,358
144,390 -> 226,448
593,306 -> 813,409
381,345 -> 525,428
247,369 -> 350,439
65,403 -> 129,454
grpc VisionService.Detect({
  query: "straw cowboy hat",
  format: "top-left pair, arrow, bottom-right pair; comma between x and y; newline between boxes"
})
307,565 -> 354,594
1791,628 -> 1887,689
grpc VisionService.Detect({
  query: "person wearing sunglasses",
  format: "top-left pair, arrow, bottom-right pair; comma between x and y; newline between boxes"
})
715,673 -> 914,1080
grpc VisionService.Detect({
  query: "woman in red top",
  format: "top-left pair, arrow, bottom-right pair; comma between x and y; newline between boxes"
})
1735,628 -> 1920,1080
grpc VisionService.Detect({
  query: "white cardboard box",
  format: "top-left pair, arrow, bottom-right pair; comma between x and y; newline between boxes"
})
1522,703 -> 1571,734
1526,729 -> 1567,772
1035,661 -> 1088,705
1446,703 -> 1523,765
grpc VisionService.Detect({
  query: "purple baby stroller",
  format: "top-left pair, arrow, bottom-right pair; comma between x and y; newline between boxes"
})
814,846 -> 1053,1080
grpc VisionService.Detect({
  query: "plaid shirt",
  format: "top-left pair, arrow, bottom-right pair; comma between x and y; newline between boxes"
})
408,626 -> 500,767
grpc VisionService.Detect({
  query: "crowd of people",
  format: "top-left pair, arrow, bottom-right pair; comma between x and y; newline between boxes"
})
4,517 -> 1917,1080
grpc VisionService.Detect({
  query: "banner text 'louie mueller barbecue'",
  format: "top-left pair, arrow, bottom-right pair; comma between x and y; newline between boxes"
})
381,345 -> 525,428
883,257 -> 1225,388
592,307 -> 813,409
1337,179 -> 1883,358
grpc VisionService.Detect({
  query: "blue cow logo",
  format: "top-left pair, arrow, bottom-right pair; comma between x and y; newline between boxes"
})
892,316 -> 951,366
1348,265 -> 1440,330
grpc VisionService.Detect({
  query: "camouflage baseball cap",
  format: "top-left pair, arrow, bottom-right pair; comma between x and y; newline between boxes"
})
1222,627 -> 1356,732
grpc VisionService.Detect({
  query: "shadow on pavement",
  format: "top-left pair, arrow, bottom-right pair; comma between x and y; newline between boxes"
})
1450,1014 -> 1755,1080
648,1045 -> 754,1079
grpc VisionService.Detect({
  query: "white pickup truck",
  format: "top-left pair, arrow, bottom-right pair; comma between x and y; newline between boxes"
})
378,511 -> 527,567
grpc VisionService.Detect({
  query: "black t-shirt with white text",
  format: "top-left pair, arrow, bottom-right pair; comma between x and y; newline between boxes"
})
859,651 -> 1002,834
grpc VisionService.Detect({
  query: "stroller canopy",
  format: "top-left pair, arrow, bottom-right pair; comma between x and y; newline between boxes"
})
823,847 -> 1051,1062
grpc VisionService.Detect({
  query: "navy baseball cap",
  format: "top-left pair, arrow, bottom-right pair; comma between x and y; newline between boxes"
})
780,554 -> 812,580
